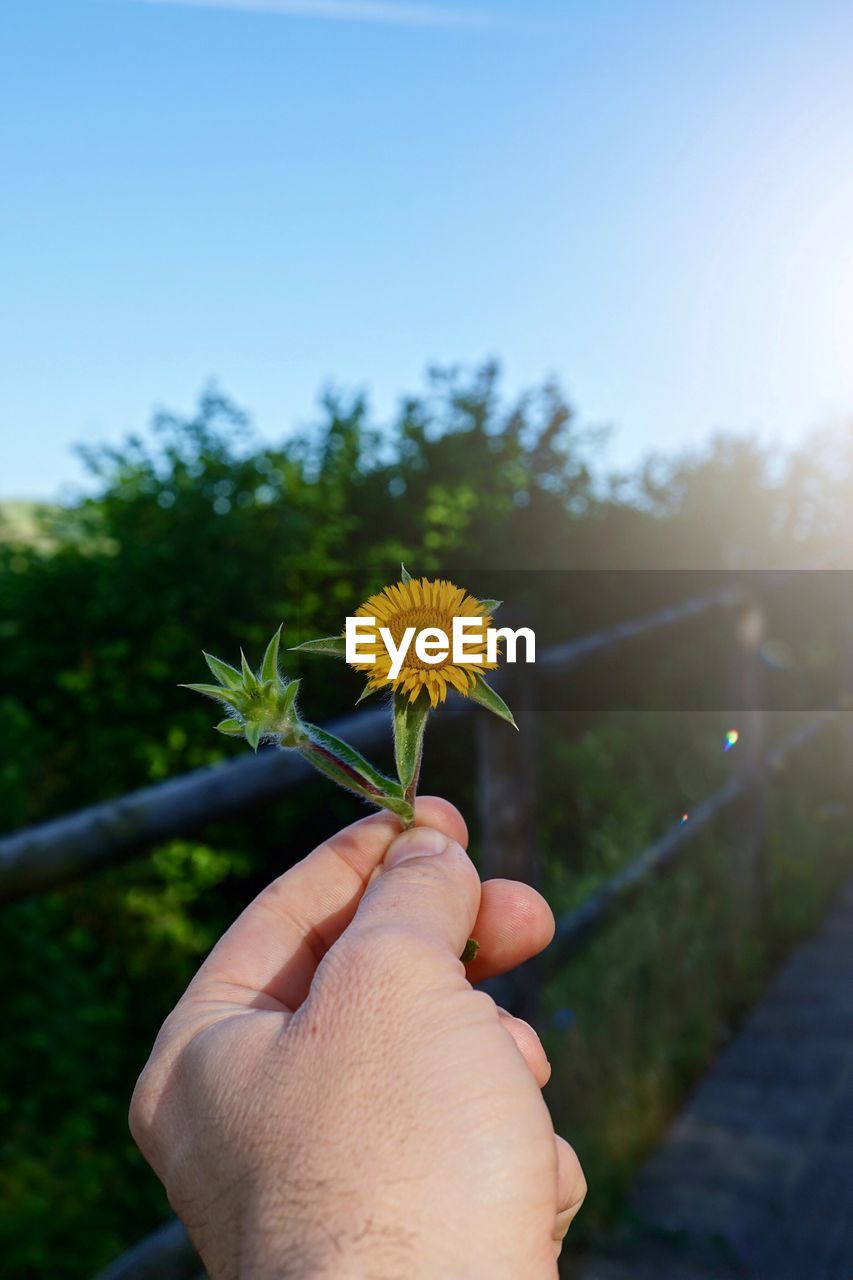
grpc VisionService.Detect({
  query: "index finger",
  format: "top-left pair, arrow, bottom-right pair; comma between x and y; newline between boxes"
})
187,796 -> 468,1013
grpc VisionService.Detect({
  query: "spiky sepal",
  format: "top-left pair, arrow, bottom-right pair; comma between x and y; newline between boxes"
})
181,627 -> 302,751
182,627 -> 413,821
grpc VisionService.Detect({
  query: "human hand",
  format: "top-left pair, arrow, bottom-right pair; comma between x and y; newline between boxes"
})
129,797 -> 586,1279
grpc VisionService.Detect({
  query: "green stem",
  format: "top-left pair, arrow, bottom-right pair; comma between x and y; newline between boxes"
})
402,736 -> 423,829
294,729 -> 412,821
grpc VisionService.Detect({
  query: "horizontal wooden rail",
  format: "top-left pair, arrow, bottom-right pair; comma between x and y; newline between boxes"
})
94,701 -> 838,1280
94,1218 -> 200,1280
548,776 -> 743,959
1,584 -> 739,905
0,706 -> 388,905
537,583 -> 743,672
543,704 -> 838,966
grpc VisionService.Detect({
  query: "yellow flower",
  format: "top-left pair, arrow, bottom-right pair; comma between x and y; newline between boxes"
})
350,576 -> 497,707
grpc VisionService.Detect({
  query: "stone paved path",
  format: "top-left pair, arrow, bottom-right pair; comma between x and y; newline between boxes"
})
569,879 -> 853,1280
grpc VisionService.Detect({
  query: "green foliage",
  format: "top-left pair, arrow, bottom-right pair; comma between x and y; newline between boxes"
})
1,364 -> 851,1276
0,840 -> 249,1278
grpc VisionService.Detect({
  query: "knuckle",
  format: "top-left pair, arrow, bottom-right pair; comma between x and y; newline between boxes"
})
556,1134 -> 587,1212
467,986 -> 499,1021
572,1165 -> 588,1207
330,923 -> 436,985
128,1065 -> 160,1152
309,925 -> 449,1037
128,1038 -> 179,1158
566,1155 -> 587,1209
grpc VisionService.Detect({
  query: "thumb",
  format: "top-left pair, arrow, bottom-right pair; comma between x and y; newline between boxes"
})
345,825 -> 482,961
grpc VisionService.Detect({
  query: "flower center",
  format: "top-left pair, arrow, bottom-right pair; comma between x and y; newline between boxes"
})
382,607 -> 484,671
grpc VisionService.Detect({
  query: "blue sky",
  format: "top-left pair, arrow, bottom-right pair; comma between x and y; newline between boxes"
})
3,0 -> 853,498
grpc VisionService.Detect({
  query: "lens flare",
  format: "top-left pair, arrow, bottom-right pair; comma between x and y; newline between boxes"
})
724,729 -> 739,752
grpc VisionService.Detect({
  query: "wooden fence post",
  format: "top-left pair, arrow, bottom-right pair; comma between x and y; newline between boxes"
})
475,661 -> 540,1021
840,573 -> 853,778
726,591 -> 767,933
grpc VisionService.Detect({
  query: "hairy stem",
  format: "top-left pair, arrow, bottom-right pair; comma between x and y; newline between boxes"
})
402,737 -> 423,829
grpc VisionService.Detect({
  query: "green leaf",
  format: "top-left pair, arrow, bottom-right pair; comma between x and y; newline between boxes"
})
261,626 -> 282,683
214,717 -> 245,736
355,682 -> 378,705
301,722 -> 404,798
245,720 -> 262,751
400,563 -> 413,583
203,652 -> 243,689
240,649 -> 259,692
180,682 -> 235,705
467,676 -> 517,729
278,678 -> 300,719
288,636 -> 347,659
393,690 -> 430,789
461,938 -> 480,964
478,599 -> 502,615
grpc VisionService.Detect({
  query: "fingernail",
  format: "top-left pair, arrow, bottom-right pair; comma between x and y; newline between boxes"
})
384,827 -> 448,870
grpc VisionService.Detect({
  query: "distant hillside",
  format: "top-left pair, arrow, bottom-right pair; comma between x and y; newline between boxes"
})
0,501 -> 59,548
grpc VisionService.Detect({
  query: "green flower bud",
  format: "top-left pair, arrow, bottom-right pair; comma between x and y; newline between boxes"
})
181,627 -> 301,751
182,627 -> 410,821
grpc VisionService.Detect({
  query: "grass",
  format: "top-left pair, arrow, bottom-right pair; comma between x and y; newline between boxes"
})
536,716 -> 851,1260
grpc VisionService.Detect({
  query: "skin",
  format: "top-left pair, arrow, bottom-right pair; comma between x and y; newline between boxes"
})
130,796 -> 586,1279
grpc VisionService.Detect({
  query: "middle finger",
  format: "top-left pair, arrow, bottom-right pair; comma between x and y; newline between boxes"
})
463,878 -> 555,984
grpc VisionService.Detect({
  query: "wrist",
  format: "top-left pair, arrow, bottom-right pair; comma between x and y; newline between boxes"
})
215,1184 -> 416,1280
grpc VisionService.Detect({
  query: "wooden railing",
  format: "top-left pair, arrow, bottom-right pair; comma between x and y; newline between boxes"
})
1,579 -> 845,1280
0,584 -> 744,905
